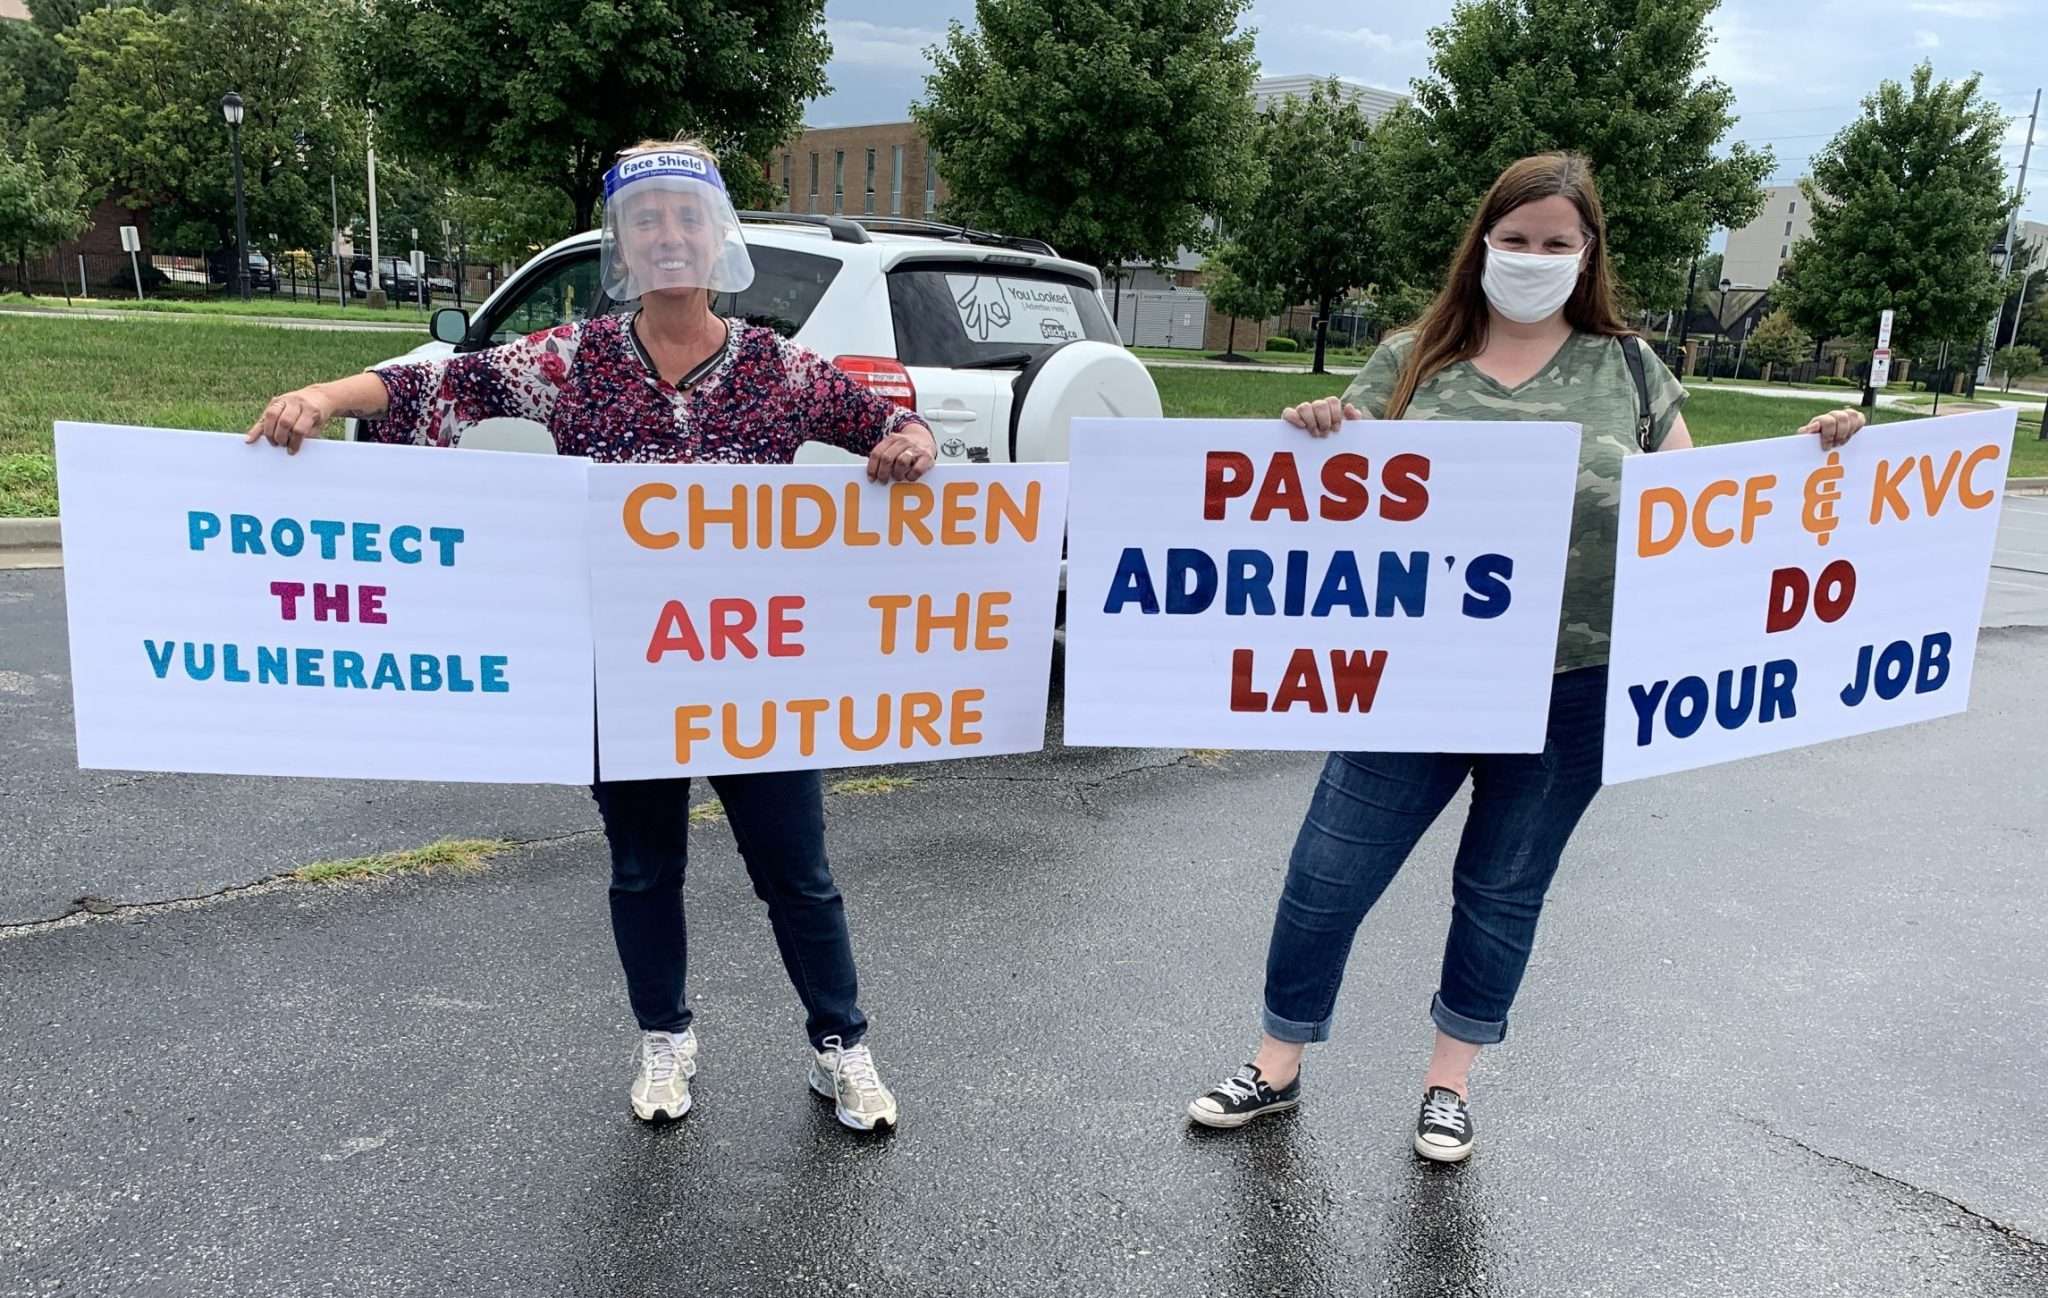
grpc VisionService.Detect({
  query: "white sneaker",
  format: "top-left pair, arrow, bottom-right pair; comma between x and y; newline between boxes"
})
808,1035 -> 899,1131
631,1028 -> 698,1122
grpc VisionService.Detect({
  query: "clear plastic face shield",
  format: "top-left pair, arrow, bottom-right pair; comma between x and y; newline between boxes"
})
598,151 -> 755,301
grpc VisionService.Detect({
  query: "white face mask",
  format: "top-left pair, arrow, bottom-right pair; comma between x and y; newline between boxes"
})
1481,239 -> 1586,324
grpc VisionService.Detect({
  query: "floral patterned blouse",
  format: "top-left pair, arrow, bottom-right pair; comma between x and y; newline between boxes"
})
359,312 -> 919,464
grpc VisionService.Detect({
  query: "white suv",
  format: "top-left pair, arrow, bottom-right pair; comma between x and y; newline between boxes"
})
351,213 -> 1160,465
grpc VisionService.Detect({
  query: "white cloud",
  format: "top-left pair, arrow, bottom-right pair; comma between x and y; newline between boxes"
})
1299,25 -> 1426,57
825,19 -> 943,72
1913,29 -> 1941,48
1906,1 -> 2015,16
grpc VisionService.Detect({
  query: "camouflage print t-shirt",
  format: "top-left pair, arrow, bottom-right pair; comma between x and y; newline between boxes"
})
1342,329 -> 1687,672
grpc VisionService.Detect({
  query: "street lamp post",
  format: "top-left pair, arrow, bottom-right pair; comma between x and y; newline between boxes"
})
1676,253 -> 1700,370
1711,278 -> 1732,381
221,92 -> 250,301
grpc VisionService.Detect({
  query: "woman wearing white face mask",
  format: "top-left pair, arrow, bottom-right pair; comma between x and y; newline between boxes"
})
1187,153 -> 1866,1161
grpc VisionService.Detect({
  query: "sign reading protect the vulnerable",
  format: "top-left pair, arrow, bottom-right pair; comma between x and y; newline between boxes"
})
1063,419 -> 1581,752
588,464 -> 1068,779
55,423 -> 596,783
1602,409 -> 2014,783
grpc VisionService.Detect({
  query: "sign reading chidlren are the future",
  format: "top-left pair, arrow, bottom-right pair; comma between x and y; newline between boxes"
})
588,464 -> 1069,779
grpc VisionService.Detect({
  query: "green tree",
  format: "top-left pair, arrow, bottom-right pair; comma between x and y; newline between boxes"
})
444,172 -> 577,271
1200,242 -> 1284,358
1992,344 -> 2041,392
61,0 -> 366,256
914,0 -> 1259,275
1774,65 -> 2009,361
0,138 -> 91,295
1993,232 -> 2045,347
2018,297 -> 2048,353
0,19 -> 74,141
1375,0 -> 1769,309
348,1 -> 829,236
1744,308 -> 1811,377
1228,81 -> 1384,373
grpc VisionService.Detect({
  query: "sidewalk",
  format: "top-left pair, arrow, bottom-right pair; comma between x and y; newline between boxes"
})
1683,378 -> 2046,413
0,304 -> 423,334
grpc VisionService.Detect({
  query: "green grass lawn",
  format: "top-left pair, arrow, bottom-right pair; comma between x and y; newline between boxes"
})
1,314 -> 400,515
1132,345 -> 1370,368
1149,368 -> 2048,477
1,290 -> 437,326
4,316 -> 2042,517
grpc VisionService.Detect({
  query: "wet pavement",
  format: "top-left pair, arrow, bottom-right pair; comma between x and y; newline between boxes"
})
4,576 -> 2047,1294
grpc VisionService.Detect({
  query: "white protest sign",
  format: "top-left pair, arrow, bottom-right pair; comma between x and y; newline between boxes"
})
56,424 -> 596,783
1603,409 -> 2015,783
588,464 -> 1068,779
1063,419 -> 1581,752
946,273 -> 1087,345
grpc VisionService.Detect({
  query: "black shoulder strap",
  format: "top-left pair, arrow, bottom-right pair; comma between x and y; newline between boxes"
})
1619,335 -> 1654,452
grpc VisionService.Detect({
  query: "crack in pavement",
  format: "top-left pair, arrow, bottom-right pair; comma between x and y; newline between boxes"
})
0,829 -> 604,939
1743,1115 -> 2044,1249
3,753 -> 1241,934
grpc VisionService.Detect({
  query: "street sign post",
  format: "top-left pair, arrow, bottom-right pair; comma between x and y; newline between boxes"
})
1864,309 -> 1896,407
119,225 -> 143,301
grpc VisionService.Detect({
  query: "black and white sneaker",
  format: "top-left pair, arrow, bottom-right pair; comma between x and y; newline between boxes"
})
1413,1086 -> 1474,1162
1187,1064 -> 1301,1129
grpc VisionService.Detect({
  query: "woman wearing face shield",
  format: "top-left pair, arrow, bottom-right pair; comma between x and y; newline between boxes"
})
246,139 -> 936,1131
1187,153 -> 1867,1161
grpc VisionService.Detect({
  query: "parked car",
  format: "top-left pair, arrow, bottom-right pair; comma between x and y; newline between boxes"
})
206,249 -> 275,291
109,260 -> 170,294
348,213 -> 1160,471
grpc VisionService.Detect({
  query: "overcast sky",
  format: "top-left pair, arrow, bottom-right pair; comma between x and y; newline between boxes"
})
808,0 -> 2046,233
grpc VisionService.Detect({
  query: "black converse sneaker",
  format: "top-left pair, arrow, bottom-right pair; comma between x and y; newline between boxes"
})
1413,1086 -> 1474,1162
1187,1064 -> 1301,1129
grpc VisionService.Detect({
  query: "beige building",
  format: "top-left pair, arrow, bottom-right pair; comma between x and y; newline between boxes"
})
0,0 -> 31,21
771,123 -> 947,220
1722,183 -> 1814,289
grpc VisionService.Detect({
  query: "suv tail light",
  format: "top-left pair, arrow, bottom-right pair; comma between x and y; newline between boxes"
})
833,355 -> 918,410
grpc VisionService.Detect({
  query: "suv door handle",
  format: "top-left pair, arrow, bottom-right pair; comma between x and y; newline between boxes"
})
926,409 -> 979,423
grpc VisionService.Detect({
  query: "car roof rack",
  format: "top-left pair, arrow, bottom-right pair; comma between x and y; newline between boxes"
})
735,210 -> 871,244
849,216 -> 1058,259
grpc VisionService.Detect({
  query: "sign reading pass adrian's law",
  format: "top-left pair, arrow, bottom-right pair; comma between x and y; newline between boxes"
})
56,423 -> 597,782
1603,409 -> 2014,783
1062,419 -> 1580,753
588,464 -> 1068,779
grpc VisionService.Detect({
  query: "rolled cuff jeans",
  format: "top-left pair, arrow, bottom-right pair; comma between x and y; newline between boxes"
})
591,769 -> 868,1052
1261,666 -> 1607,1048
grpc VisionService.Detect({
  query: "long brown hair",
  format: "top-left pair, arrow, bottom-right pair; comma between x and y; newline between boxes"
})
1384,152 -> 1633,418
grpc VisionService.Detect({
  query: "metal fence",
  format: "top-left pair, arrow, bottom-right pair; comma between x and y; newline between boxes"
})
12,248 -> 502,312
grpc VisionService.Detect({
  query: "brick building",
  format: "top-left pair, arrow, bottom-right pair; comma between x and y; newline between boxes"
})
770,123 -> 948,220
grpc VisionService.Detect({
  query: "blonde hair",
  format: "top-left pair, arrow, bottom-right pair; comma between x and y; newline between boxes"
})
617,136 -> 720,165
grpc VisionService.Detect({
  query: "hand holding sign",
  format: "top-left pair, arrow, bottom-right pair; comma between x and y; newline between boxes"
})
1281,398 -> 1366,438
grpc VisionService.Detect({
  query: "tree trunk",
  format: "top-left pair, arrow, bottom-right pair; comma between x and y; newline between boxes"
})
1312,291 -> 1334,374
1226,315 -> 1237,359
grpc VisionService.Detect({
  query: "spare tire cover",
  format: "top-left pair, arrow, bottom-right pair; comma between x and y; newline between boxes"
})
1008,341 -> 1162,463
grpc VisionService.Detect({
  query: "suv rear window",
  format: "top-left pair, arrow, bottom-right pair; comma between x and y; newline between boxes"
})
887,265 -> 1116,367
712,246 -> 842,337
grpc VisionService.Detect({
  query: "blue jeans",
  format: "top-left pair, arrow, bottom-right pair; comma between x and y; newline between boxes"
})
1262,666 -> 1607,1047
591,770 -> 867,1051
